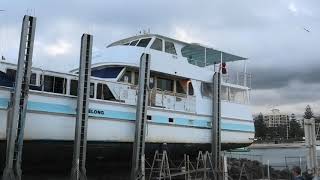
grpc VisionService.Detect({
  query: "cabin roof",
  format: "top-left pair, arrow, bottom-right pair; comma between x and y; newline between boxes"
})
107,33 -> 247,65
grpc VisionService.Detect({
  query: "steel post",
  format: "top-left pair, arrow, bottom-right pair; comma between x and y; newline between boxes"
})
70,34 -> 93,180
304,118 -> 318,176
131,53 -> 151,180
2,15 -> 36,180
212,70 -> 222,180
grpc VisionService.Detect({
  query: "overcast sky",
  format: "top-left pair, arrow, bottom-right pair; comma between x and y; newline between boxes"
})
1,0 -> 320,116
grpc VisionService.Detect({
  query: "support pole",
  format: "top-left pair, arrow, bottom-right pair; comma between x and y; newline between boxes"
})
131,53 -> 151,180
70,34 -> 93,180
2,15 -> 36,180
212,61 -> 223,179
304,118 -> 318,177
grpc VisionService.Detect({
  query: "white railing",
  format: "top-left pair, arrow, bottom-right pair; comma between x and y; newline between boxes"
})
106,82 -> 196,113
222,72 -> 252,88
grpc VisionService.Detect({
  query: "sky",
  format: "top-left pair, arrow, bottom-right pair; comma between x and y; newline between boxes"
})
1,0 -> 320,116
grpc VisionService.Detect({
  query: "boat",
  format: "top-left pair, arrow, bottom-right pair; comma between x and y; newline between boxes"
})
0,34 -> 254,161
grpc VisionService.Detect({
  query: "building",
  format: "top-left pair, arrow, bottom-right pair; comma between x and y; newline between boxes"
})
263,109 -> 289,127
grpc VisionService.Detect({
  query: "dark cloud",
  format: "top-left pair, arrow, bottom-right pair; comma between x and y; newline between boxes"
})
1,0 -> 320,114
251,63 -> 320,89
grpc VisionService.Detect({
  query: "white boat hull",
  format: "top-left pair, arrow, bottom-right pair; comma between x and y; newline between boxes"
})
0,87 -> 254,146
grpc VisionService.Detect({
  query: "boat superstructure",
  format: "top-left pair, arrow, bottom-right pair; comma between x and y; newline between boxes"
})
0,34 -> 254,153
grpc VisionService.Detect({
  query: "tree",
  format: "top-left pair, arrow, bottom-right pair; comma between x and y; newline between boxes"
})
304,105 -> 313,119
289,119 -> 304,139
254,113 -> 267,140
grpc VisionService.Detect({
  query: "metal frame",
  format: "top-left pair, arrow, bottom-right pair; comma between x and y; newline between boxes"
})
2,15 -> 36,180
304,118 -> 319,176
70,34 -> 93,180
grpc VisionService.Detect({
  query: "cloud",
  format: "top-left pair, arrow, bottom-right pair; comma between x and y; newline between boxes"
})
44,40 -> 72,56
288,2 -> 298,14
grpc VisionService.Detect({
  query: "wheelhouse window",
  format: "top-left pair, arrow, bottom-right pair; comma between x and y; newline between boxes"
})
43,75 -> 66,94
157,77 -> 174,92
150,38 -> 163,51
136,38 -> 151,47
165,41 -> 177,55
129,40 -> 139,46
91,66 -> 123,79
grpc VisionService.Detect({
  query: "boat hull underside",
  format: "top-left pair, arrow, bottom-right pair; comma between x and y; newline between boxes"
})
0,140 -> 250,174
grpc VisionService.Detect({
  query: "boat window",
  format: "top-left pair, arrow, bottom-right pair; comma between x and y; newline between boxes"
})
176,81 -> 186,94
157,77 -> 174,92
123,42 -> 130,45
129,40 -> 139,46
54,77 -> 66,94
90,83 -> 95,98
44,76 -> 54,92
149,76 -> 155,89
6,68 -> 16,82
150,38 -> 163,51
97,83 -> 115,100
134,71 -> 139,85
201,82 -> 212,97
136,38 -> 151,47
30,73 -> 37,85
70,80 -> 94,98
0,71 -> 14,87
188,82 -> 194,96
43,75 -> 66,94
120,70 -> 132,83
91,66 -> 123,78
70,80 -> 78,96
165,41 -> 177,55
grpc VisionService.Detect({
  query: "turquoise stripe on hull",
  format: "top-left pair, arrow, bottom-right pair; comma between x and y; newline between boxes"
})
0,98 -> 254,132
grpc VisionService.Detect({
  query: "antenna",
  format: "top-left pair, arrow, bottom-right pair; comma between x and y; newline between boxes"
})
0,9 -> 6,60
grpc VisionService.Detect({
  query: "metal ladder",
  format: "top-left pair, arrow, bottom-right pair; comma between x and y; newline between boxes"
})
70,34 -> 93,180
148,150 -> 171,180
2,15 -> 36,180
131,53 -> 151,180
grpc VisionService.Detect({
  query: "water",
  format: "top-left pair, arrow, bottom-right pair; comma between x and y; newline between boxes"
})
226,146 -> 320,171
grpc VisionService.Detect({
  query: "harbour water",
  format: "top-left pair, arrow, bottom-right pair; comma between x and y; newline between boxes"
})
227,144 -> 320,171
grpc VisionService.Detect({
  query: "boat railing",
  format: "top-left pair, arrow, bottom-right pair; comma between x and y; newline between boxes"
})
222,72 -> 252,88
105,81 -> 196,113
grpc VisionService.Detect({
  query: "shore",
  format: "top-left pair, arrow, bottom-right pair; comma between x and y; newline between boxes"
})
249,142 -> 306,149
